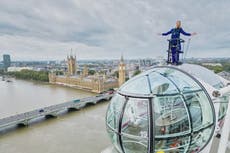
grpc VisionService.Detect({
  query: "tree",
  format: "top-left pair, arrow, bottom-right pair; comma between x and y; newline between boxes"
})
112,70 -> 119,78
6,70 -> 49,82
222,62 -> 230,72
203,65 -> 223,73
132,70 -> 141,77
88,69 -> 96,75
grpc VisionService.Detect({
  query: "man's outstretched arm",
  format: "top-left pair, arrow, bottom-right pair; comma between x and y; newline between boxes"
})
162,29 -> 173,36
180,28 -> 191,36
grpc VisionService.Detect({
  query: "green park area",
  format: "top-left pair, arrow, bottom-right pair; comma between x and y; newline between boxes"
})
6,70 -> 49,82
202,62 -> 230,73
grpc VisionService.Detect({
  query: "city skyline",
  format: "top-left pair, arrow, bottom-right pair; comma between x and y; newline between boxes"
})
1,53 -> 230,62
0,0 -> 229,60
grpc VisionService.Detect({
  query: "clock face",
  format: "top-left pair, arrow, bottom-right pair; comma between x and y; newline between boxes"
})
120,66 -> 125,70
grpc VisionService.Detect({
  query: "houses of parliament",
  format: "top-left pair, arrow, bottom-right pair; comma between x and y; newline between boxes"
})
49,55 -> 126,93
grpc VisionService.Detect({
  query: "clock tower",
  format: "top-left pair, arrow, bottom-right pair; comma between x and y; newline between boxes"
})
118,55 -> 126,87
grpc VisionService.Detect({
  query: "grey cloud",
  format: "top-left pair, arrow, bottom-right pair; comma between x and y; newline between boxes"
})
0,0 -> 229,60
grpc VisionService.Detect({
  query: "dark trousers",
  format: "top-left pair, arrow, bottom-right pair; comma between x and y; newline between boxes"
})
170,41 -> 181,64
171,47 -> 178,64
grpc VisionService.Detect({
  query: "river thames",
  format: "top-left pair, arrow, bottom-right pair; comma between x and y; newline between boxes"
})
0,76 -> 110,153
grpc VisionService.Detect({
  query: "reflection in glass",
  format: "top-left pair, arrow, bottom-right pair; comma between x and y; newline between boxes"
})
122,136 -> 148,153
107,129 -> 121,152
155,136 -> 190,152
120,76 -> 150,95
121,98 -> 148,153
188,128 -> 212,153
165,69 -> 201,93
184,91 -> 213,131
106,94 -> 126,130
148,72 -> 179,95
154,95 -> 191,152
154,95 -> 190,134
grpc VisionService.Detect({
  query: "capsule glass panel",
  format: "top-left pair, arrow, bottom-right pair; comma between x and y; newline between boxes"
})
120,76 -> 150,95
106,93 -> 126,130
121,98 -> 149,153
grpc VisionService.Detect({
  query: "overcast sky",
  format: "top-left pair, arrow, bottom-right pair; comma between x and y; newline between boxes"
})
0,0 -> 229,61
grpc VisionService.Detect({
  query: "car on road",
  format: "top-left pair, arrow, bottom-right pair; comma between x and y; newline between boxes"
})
39,109 -> 44,113
73,99 -> 80,103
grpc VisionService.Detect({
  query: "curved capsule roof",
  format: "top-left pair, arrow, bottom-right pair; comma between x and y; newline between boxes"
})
178,64 -> 224,89
119,65 -> 206,97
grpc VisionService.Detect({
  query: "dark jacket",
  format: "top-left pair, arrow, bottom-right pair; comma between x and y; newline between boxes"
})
162,27 -> 191,39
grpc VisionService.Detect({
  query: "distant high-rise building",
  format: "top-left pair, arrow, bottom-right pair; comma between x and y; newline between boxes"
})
118,55 -> 126,87
3,54 -> 11,70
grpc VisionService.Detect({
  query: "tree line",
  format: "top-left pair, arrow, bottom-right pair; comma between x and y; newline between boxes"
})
202,62 -> 230,73
7,70 -> 49,82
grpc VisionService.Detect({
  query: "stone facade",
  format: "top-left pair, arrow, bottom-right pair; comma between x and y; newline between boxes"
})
82,65 -> 89,77
67,55 -> 76,75
49,73 -> 118,93
49,55 -> 126,93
